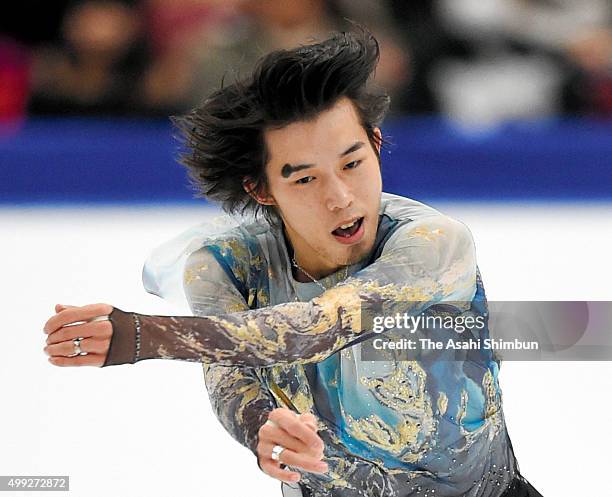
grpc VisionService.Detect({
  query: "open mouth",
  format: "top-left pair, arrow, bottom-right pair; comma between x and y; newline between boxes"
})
331,217 -> 364,238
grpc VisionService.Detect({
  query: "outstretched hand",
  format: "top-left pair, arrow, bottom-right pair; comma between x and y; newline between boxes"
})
43,303 -> 114,367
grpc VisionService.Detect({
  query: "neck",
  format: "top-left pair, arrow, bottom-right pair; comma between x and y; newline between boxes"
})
282,227 -> 339,282
292,263 -> 320,283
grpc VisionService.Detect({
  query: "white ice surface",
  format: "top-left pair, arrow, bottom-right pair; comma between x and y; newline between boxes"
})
1,201 -> 611,497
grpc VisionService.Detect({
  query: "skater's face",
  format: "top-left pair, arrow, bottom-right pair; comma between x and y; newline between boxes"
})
250,97 -> 383,280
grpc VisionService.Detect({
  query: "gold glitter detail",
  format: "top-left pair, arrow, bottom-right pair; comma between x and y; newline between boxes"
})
226,301 -> 248,313
483,368 -> 500,419
256,288 -> 269,307
359,362 -> 430,415
457,388 -> 468,426
156,344 -> 172,358
267,365 -> 315,413
412,225 -> 445,242
344,413 -> 426,462
450,370 -> 505,455
346,363 -> 436,462
437,392 -> 448,416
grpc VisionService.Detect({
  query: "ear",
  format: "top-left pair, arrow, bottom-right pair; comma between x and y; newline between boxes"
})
242,177 -> 276,206
373,127 -> 382,155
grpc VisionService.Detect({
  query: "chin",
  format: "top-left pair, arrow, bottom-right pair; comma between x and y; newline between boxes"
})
342,240 -> 375,266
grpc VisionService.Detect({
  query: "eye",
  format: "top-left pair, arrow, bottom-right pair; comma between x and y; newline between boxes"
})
344,160 -> 362,170
295,176 -> 315,185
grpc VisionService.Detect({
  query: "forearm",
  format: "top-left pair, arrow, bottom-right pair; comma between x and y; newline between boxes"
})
203,364 -> 276,456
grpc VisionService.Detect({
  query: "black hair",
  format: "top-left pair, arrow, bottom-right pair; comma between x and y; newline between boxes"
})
173,27 -> 391,224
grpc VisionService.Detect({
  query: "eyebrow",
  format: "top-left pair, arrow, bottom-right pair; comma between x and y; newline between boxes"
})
280,141 -> 366,178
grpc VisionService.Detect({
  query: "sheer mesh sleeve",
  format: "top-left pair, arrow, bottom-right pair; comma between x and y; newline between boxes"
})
184,247 -> 277,457
103,214 -> 477,368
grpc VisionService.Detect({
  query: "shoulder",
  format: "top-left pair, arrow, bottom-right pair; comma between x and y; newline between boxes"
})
184,218 -> 269,294
379,192 -> 443,222
388,214 -> 473,246
379,195 -> 475,254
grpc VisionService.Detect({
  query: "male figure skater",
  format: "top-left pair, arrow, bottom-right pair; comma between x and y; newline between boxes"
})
43,30 -> 543,497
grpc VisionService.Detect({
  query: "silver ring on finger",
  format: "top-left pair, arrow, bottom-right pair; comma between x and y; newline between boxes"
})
68,337 -> 87,357
88,315 -> 110,323
271,444 -> 286,462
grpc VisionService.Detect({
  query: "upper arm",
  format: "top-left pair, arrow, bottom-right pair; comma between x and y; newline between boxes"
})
183,246 -> 249,316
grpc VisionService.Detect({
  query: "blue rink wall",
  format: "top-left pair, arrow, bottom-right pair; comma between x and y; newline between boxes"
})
1,117 -> 611,203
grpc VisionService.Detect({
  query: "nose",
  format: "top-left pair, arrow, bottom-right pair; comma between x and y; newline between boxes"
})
325,175 -> 354,212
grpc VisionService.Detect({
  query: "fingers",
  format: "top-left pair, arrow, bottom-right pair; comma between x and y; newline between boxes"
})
44,303 -> 113,334
258,458 -> 302,484
299,413 -> 318,432
45,319 -> 112,345
43,304 -> 112,368
44,336 -> 109,357
259,421 -> 322,459
256,408 -> 328,485
268,409 -> 324,452
48,354 -> 105,367
259,443 -> 328,474
55,304 -> 74,313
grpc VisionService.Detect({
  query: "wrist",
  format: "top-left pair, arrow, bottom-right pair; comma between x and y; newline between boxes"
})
102,307 -> 139,366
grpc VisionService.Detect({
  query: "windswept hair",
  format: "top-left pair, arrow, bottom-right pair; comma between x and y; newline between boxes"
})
173,28 -> 391,223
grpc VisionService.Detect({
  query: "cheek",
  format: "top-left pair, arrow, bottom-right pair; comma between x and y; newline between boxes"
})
358,163 -> 383,197
277,190 -> 320,226
282,186 -> 327,215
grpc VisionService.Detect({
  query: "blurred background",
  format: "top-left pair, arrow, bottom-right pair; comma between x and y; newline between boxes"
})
1,1 -> 611,497
2,0 -> 612,122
